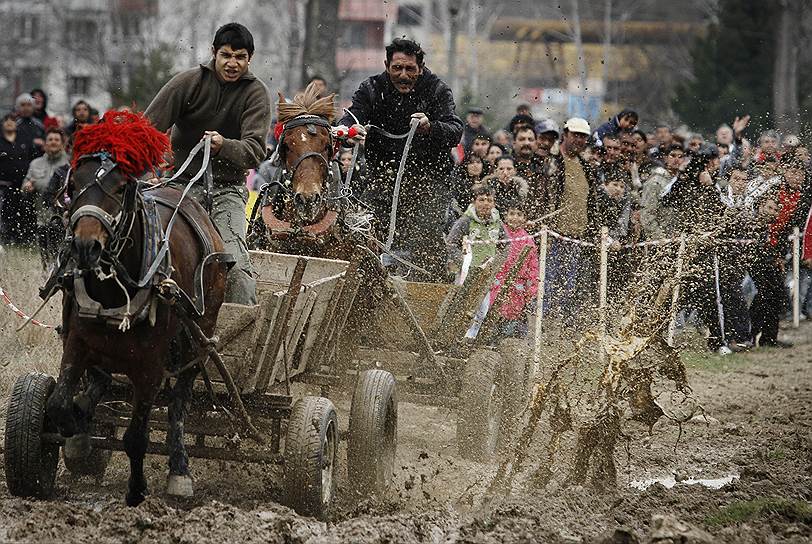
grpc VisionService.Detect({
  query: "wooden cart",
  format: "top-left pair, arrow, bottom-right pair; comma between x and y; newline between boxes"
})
310,256 -> 535,461
3,250 -> 397,519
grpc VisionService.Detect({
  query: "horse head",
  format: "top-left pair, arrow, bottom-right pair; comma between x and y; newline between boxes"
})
277,82 -> 337,225
67,110 -> 169,271
68,155 -> 134,270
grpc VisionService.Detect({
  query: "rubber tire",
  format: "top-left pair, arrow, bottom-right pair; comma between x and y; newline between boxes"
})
347,370 -> 397,498
4,372 -> 59,498
496,338 -> 531,453
456,347 -> 503,460
283,396 -> 338,519
63,424 -> 114,477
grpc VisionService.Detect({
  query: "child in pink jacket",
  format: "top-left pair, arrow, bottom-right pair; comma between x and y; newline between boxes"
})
489,200 -> 539,337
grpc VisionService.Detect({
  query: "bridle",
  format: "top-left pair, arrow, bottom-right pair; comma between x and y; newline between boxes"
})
66,152 -> 140,262
277,114 -> 336,184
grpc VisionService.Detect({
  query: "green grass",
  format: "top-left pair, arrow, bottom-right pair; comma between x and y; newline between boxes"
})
0,247 -> 62,435
680,350 -> 741,373
705,498 -> 812,527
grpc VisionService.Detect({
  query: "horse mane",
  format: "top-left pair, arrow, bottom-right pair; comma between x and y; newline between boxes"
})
277,81 -> 336,124
71,110 -> 170,177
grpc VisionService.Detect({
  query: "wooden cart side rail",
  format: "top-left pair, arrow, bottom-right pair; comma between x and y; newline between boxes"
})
38,435 -> 286,465
323,267 -> 361,370
256,258 -> 307,394
249,250 -> 349,286
290,273 -> 347,376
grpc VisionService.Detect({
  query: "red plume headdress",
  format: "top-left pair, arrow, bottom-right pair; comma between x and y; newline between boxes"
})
71,110 -> 170,177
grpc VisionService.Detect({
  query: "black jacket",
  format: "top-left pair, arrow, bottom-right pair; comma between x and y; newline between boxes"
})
339,68 -> 463,198
0,135 -> 35,188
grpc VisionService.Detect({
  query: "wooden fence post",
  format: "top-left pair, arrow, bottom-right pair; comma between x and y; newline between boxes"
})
793,226 -> 800,329
532,228 -> 549,379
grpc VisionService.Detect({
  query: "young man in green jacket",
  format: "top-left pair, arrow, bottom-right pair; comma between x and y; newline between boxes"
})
145,22 -> 271,305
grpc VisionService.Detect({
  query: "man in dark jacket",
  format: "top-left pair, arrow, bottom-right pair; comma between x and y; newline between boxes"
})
341,38 -> 464,279
145,22 -> 271,305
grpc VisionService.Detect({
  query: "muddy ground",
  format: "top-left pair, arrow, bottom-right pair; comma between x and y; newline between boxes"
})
0,247 -> 810,543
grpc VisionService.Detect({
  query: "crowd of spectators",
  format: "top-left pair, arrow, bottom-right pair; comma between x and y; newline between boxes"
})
436,105 -> 812,354
3,81 -> 811,355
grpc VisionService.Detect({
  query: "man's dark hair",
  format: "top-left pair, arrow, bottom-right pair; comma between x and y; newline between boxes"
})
603,133 -> 620,144
385,38 -> 425,66
508,114 -> 535,136
213,23 -> 255,56
633,129 -> 647,143
666,143 -> 684,154
718,142 -> 730,151
471,182 -> 496,198
472,133 -> 490,143
514,125 -> 535,139
2,113 -> 16,123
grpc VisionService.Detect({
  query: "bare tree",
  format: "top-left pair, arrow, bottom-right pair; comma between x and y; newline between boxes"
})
773,0 -> 801,133
301,0 -> 339,91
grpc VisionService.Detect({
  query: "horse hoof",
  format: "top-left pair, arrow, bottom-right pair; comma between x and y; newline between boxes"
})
64,433 -> 91,459
166,474 -> 194,498
125,491 -> 147,507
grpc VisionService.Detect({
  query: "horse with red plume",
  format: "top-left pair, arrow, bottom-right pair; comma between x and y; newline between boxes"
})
44,109 -> 230,506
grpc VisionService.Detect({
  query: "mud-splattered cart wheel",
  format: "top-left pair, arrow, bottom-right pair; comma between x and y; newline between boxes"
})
456,347 -> 503,460
347,369 -> 397,498
62,423 -> 114,478
283,396 -> 338,519
4,372 -> 59,498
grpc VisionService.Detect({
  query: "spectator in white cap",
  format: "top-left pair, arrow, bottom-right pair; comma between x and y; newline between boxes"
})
14,93 -> 44,157
542,117 -> 600,325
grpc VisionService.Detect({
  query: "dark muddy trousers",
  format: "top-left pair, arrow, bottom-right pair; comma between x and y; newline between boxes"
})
749,262 -> 784,345
369,190 -> 449,282
682,273 -> 725,351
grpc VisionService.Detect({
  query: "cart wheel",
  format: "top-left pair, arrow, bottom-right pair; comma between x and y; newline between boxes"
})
496,338 -> 531,453
456,347 -> 503,460
63,423 -> 114,477
4,372 -> 59,498
347,370 -> 397,498
283,396 -> 338,519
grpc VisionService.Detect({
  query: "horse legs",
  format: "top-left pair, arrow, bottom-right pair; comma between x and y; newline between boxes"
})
123,385 -> 156,506
47,361 -> 85,445
166,365 -> 198,497
73,367 -> 112,433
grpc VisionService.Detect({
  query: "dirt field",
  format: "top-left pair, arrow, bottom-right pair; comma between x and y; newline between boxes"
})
0,246 -> 810,543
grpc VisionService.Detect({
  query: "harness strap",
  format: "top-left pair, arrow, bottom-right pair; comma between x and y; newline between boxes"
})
70,205 -> 120,236
384,118 -> 420,251
137,136 -> 212,288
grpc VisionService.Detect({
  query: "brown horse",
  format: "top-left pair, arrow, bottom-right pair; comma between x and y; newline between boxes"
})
45,111 -> 229,506
248,82 -> 385,364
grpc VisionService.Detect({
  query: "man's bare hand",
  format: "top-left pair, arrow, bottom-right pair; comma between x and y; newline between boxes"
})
411,112 -> 431,134
732,115 -> 750,137
204,131 -> 224,154
21,180 -> 34,193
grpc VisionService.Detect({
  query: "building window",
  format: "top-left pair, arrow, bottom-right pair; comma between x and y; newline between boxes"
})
397,4 -> 423,26
16,14 -> 41,43
65,20 -> 99,48
69,76 -> 91,97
